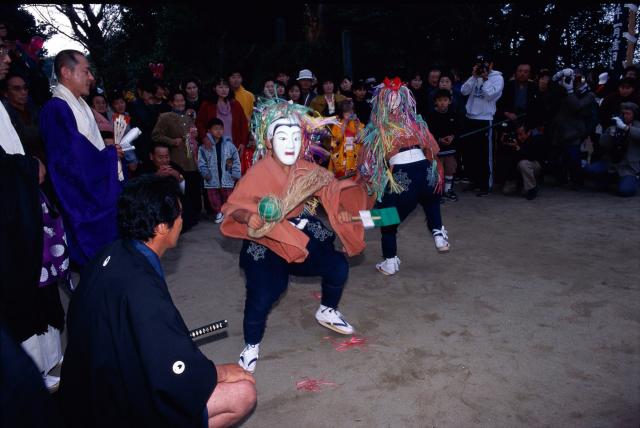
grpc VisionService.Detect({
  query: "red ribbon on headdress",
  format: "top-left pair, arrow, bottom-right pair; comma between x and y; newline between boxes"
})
148,63 -> 165,79
383,76 -> 402,91
16,36 -> 44,61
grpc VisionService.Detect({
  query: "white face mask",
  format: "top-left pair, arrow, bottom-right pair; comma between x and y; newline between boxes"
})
271,124 -> 302,165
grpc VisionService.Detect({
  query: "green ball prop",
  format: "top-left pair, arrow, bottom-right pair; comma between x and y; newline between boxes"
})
258,196 -> 282,222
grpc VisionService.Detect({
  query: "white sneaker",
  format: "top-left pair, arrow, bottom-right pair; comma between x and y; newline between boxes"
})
315,305 -> 354,335
375,256 -> 401,275
44,374 -> 60,392
214,213 -> 224,224
238,343 -> 260,373
432,226 -> 450,253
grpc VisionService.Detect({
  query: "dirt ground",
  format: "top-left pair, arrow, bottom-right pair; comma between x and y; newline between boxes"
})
64,186 -> 640,427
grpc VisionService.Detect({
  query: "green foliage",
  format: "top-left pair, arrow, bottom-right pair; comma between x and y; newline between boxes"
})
0,5 -> 52,45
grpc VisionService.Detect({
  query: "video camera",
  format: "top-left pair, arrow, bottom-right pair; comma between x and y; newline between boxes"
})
552,68 -> 575,85
474,53 -> 492,77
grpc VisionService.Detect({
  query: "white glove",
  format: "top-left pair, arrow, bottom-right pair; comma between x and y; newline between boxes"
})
612,116 -> 629,130
560,77 -> 574,93
552,68 -> 573,82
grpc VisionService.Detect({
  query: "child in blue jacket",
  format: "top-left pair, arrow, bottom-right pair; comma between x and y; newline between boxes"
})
198,118 -> 241,223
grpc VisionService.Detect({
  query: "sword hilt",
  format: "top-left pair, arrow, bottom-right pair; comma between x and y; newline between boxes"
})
189,319 -> 228,339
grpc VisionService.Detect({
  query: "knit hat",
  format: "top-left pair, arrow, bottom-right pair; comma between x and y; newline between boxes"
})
620,101 -> 639,115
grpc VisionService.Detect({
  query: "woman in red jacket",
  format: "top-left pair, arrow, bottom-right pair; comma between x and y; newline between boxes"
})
196,77 -> 249,152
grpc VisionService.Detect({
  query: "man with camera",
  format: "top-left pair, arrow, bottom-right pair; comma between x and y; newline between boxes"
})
550,68 -> 597,188
500,122 -> 545,200
584,102 -> 640,197
460,53 -> 504,196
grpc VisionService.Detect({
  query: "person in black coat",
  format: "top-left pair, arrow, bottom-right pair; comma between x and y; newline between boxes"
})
129,76 -> 161,164
352,80 -> 372,124
0,323 -> 62,428
497,63 -> 537,123
59,175 -> 256,428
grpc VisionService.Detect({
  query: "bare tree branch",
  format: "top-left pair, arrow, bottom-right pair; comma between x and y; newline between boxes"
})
95,5 -> 105,23
81,4 -> 100,28
62,5 -> 91,37
30,5 -> 89,48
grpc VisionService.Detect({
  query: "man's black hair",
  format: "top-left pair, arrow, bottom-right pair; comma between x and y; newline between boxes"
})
54,49 -> 83,78
168,89 -> 186,102
182,76 -> 201,89
151,141 -> 171,153
319,76 -> 336,85
89,92 -> 107,105
117,175 -> 182,241
206,117 -> 224,129
352,80 -> 367,91
433,89 -> 452,101
137,75 -> 156,94
0,73 -> 27,92
439,72 -> 454,82
618,77 -> 636,88
514,121 -> 530,132
406,70 -> 422,81
226,70 -> 243,78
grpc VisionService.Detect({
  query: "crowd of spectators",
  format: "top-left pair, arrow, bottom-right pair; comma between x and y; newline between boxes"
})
1,22 -> 640,423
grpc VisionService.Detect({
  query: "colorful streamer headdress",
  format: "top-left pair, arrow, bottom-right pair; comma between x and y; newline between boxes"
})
356,76 -> 441,200
251,98 -> 337,164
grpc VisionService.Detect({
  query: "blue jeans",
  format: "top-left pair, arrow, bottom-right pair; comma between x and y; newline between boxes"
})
376,159 -> 443,259
239,216 -> 348,344
583,161 -> 638,196
619,175 -> 638,196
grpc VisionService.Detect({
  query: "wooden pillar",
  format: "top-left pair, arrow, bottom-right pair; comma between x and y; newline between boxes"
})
624,4 -> 638,67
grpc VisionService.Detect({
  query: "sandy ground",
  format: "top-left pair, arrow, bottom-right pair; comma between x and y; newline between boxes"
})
62,186 -> 640,427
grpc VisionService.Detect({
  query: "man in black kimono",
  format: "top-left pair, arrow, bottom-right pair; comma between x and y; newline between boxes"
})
59,175 -> 256,428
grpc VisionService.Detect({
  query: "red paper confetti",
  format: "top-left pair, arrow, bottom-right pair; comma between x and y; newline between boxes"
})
296,378 -> 337,392
310,291 -> 322,301
323,335 -> 368,352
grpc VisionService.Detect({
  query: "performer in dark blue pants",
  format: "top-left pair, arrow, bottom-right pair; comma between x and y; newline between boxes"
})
377,158 -> 443,260
240,215 -> 348,346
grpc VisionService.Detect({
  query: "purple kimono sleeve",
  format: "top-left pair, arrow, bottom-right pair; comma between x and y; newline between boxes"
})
40,98 -> 122,266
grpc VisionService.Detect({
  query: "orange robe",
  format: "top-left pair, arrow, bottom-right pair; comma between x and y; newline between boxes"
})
221,156 -> 372,263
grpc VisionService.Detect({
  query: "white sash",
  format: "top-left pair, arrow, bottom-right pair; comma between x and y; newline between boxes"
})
0,103 -> 25,155
52,83 -> 105,151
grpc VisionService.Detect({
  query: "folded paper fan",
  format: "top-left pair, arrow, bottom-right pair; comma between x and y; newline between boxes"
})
352,207 -> 400,229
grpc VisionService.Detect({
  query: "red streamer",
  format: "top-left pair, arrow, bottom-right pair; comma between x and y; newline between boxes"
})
296,378 -> 337,392
323,335 -> 368,352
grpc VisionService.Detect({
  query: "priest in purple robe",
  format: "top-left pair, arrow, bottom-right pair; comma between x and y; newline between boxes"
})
40,50 -> 123,267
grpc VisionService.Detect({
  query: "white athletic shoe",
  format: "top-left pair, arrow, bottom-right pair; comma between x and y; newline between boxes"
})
214,213 -> 224,224
432,226 -> 450,253
375,256 -> 401,275
44,374 -> 60,392
315,305 -> 354,335
238,343 -> 260,373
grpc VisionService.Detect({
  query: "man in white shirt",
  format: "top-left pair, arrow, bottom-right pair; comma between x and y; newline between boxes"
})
460,53 -> 504,196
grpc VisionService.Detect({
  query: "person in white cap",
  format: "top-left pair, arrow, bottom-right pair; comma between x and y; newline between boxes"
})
296,68 -> 317,107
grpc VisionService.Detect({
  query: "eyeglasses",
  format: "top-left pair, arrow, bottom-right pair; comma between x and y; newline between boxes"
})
0,48 -> 8,58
